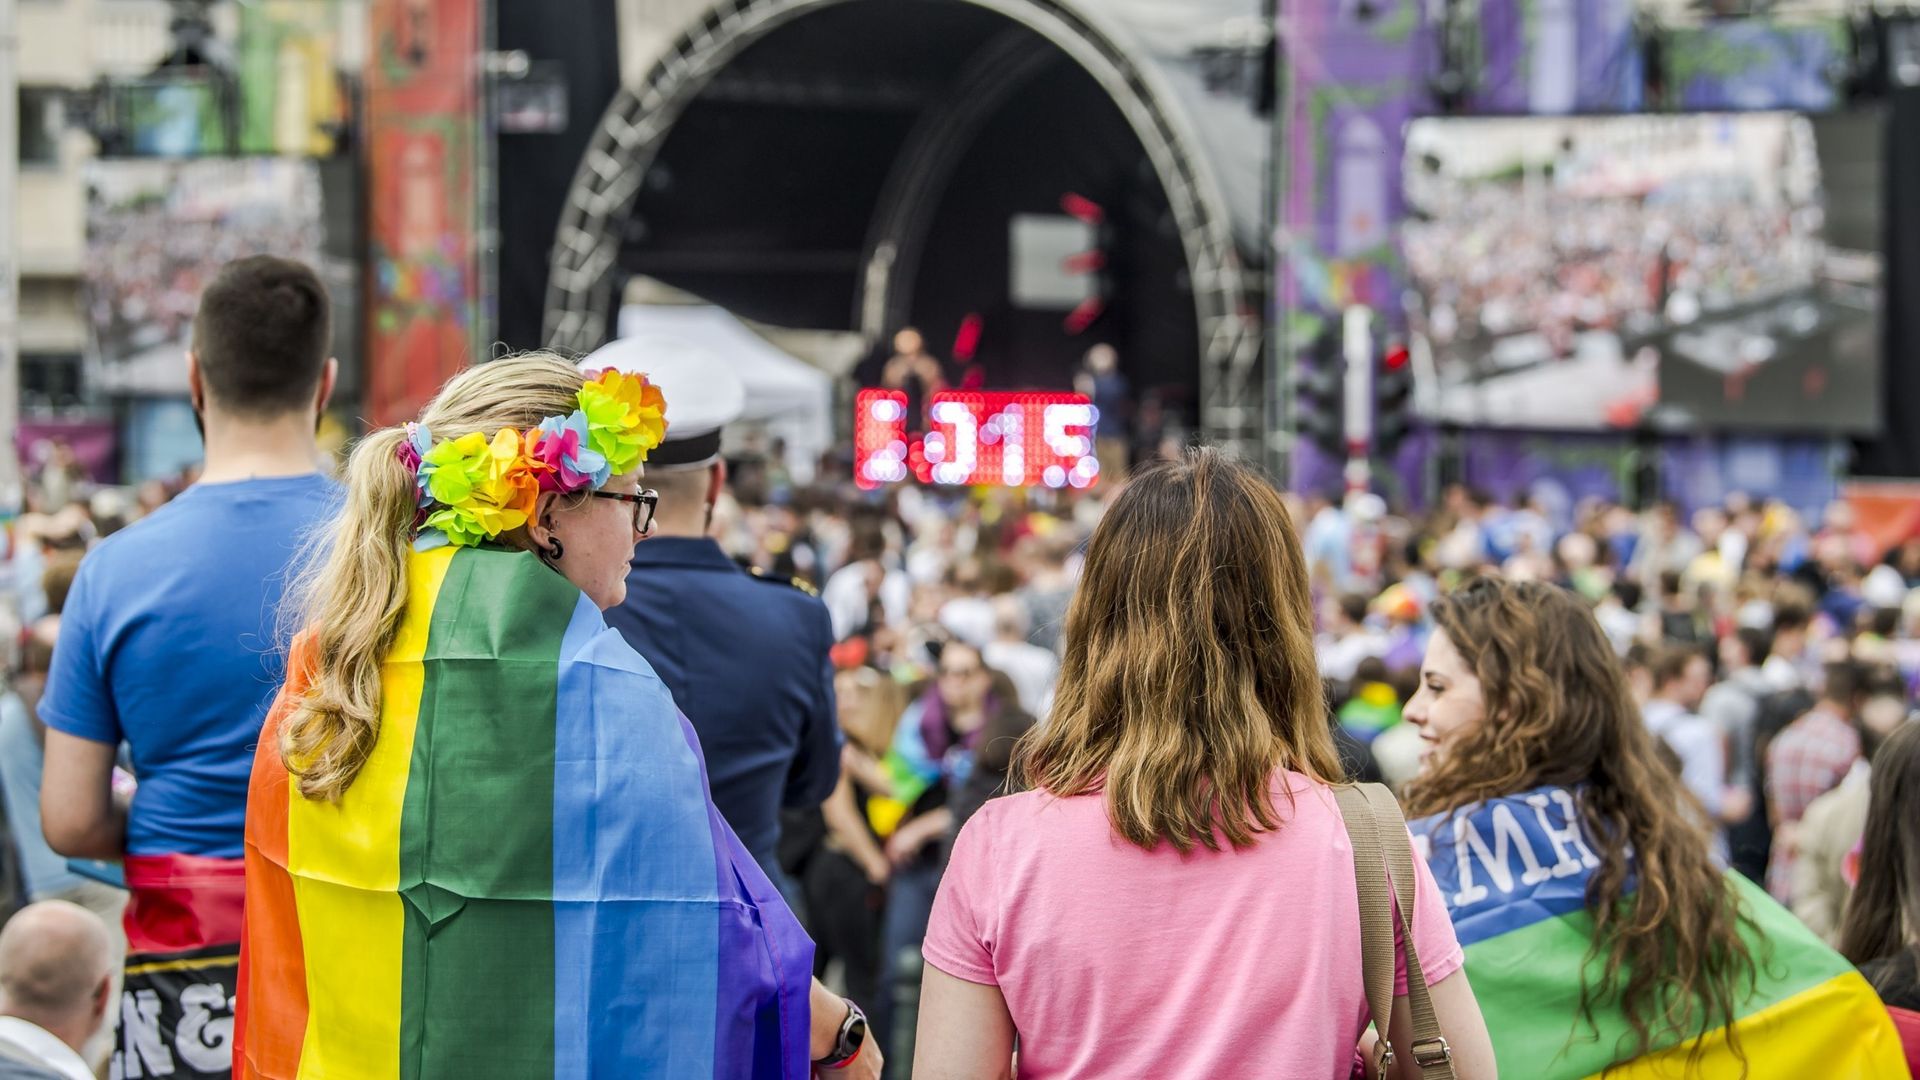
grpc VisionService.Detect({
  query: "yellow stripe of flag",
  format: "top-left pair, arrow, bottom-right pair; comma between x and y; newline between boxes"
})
288,547 -> 454,1079
1593,970 -> 1910,1080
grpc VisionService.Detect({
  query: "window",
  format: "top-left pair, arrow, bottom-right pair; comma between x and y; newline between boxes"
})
19,87 -> 64,166
21,353 -> 83,408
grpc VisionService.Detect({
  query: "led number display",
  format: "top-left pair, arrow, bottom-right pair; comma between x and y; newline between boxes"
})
854,389 -> 1101,490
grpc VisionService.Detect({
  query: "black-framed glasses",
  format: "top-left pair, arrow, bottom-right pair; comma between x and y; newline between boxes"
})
592,488 -> 659,537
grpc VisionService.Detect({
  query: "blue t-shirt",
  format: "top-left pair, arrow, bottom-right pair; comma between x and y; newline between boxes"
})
40,473 -> 339,858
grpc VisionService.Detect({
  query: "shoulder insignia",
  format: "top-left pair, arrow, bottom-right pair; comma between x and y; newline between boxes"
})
747,565 -> 819,596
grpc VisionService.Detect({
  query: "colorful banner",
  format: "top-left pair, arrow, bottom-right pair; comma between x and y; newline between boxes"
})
237,1 -> 348,156
364,0 -> 485,428
1410,787 -> 1908,1078
1277,0 -> 1422,493
1665,20 -> 1846,113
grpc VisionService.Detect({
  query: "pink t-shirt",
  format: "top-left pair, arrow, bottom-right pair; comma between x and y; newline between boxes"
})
923,773 -> 1464,1079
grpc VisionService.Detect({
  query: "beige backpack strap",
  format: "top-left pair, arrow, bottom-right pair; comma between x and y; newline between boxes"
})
1334,783 -> 1398,1077
1357,783 -> 1458,1080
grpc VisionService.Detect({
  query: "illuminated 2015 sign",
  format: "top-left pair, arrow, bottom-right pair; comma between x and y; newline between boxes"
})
855,389 -> 1101,490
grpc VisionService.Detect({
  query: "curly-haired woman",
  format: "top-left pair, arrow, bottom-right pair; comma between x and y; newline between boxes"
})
1403,576 -> 1904,1077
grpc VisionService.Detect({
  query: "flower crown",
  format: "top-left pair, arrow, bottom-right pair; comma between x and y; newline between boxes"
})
395,368 -> 666,549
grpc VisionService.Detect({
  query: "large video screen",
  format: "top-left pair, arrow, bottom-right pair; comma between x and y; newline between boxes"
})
1402,112 -> 1882,434
84,158 -> 325,396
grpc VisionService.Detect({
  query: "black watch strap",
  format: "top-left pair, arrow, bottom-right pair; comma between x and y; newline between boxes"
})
813,998 -> 868,1067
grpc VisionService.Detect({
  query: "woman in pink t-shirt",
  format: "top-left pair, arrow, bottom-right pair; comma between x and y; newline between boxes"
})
915,450 -> 1496,1079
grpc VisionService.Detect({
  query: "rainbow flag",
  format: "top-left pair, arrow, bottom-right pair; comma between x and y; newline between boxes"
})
1410,786 -> 1908,1079
236,545 -> 815,1079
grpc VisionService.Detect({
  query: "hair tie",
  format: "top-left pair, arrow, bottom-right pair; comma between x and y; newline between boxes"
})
396,423 -> 424,473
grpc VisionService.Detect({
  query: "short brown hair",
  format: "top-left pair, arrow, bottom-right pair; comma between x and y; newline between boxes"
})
1018,448 -> 1337,853
191,255 -> 331,417
1653,645 -> 1706,688
40,552 -> 83,618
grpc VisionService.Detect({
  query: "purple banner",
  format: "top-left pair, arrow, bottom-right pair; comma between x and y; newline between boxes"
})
1658,436 -> 1842,518
1279,0 -> 1422,496
16,419 -> 119,488
1466,0 -> 1643,115
1460,430 -> 1632,510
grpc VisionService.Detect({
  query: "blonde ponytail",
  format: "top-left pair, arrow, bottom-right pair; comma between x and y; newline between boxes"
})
281,353 -> 590,800
280,426 -> 416,800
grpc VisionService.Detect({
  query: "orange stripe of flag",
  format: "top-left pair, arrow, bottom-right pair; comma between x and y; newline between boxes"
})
235,638 -> 315,1079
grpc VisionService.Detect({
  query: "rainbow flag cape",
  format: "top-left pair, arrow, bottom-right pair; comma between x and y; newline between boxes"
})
236,545 -> 814,1079
1410,786 -> 1908,1079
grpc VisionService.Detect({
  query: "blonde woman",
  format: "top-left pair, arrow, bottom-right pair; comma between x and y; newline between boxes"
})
915,450 -> 1496,1079
234,355 -> 879,1079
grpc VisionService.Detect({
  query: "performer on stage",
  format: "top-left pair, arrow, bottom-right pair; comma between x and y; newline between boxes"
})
235,354 -> 877,1079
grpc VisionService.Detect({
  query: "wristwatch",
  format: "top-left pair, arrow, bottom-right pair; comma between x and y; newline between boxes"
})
813,998 -> 868,1069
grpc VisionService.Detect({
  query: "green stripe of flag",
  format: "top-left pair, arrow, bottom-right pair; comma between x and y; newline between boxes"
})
1465,872 -> 1852,1078
398,547 -> 575,1078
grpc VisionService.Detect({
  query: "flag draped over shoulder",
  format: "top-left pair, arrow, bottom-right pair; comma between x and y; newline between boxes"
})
1409,786 -> 1908,1080
235,545 -> 815,1079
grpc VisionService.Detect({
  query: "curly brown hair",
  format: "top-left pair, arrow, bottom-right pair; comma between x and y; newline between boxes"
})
1403,576 -> 1757,1068
1017,448 -> 1340,853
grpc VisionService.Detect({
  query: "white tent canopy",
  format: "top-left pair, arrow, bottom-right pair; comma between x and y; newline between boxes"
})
615,304 -> 835,483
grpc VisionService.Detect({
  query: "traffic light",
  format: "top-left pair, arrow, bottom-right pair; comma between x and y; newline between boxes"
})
1376,339 -> 1413,456
1293,322 -> 1346,457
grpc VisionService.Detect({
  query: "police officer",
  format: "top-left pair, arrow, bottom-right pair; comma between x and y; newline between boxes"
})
586,341 -> 841,903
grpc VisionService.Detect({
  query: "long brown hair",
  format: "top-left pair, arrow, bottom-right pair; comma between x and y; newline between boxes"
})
1017,448 -> 1338,853
1839,719 -> 1920,970
1404,577 -> 1756,1066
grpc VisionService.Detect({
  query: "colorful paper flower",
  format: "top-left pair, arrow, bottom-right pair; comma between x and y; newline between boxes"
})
415,429 -> 541,548
577,368 -> 666,477
400,367 -> 668,547
528,410 -> 610,493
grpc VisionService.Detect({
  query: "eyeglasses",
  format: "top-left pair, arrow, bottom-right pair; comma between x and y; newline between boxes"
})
591,488 -> 659,537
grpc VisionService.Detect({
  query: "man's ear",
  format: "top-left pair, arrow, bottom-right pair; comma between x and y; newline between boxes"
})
316,358 -> 340,413
187,351 -> 205,413
708,459 -> 727,507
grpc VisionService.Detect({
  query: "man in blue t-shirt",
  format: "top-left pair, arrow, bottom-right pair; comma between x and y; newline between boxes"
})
38,256 -> 340,1080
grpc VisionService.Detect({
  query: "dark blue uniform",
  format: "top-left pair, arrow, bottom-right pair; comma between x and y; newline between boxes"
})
605,536 -> 841,887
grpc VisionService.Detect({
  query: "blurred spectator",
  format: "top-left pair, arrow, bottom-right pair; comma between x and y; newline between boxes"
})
1706,626 -> 1772,870
1073,344 -> 1130,484
1643,646 -> 1728,845
30,443 -> 82,518
1790,668 -> 1909,944
981,597 -> 1057,718
1315,592 -> 1384,684
879,328 -> 946,435
1838,721 -> 1920,1072
1767,661 -> 1867,903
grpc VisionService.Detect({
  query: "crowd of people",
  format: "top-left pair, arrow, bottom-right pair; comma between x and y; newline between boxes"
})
0,252 -> 1917,1079
1405,117 -> 1818,381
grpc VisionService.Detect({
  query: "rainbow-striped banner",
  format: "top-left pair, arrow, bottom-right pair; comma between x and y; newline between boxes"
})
236,544 -> 815,1078
1410,786 -> 1908,1079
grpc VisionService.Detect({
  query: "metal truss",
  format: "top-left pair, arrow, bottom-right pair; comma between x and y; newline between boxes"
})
544,0 -> 1262,456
